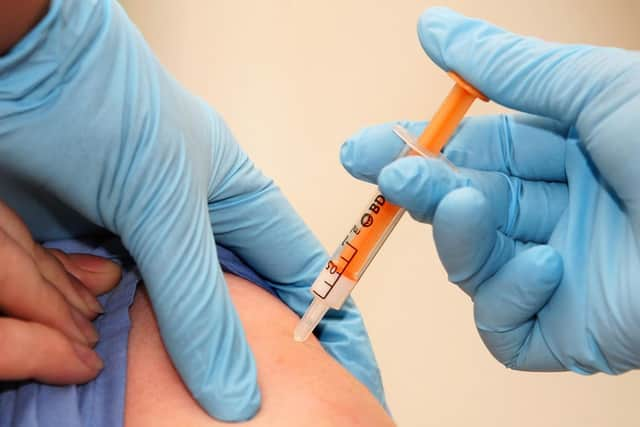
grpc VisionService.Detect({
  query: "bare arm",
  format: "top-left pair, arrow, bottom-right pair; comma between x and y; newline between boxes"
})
0,0 -> 49,55
125,274 -> 394,426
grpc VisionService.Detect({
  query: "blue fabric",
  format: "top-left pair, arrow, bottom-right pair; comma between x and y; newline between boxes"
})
0,237 -> 277,427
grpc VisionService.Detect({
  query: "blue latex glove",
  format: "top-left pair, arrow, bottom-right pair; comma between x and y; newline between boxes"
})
0,0 -> 385,419
341,7 -> 640,374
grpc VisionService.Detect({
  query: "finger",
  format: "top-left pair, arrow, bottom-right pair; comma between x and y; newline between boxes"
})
33,245 -> 105,317
340,121 -> 426,184
0,200 -> 103,317
473,245 -> 565,371
443,114 -> 567,181
379,157 -> 568,243
378,156 -> 471,224
206,123 -> 384,405
468,170 -> 567,243
0,200 -> 106,317
0,317 -> 103,383
0,229 -> 99,346
121,149 -> 259,422
341,115 -> 567,186
49,249 -> 122,296
132,222 -> 259,422
208,124 -> 328,297
416,7 -> 636,128
432,187 -> 532,297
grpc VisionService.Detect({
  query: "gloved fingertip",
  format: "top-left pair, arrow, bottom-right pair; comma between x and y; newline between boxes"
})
379,157 -> 468,223
532,245 -> 564,285
199,377 -> 262,422
417,7 -> 461,71
341,123 -> 411,184
170,269 -> 262,422
378,158 -> 418,195
434,186 -> 491,231
339,138 -> 367,181
433,187 -> 496,282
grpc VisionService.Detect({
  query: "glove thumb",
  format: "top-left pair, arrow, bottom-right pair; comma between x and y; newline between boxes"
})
120,178 -> 260,421
417,7 -> 640,228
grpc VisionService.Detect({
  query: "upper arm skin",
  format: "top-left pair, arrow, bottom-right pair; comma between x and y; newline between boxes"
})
124,274 -> 395,427
0,0 -> 49,55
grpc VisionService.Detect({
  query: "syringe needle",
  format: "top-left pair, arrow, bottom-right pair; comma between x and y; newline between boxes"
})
293,298 -> 330,342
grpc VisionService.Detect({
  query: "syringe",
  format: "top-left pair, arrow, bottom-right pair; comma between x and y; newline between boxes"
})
293,72 -> 488,342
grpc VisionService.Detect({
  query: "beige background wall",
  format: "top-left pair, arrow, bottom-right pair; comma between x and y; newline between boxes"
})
120,1 -> 640,425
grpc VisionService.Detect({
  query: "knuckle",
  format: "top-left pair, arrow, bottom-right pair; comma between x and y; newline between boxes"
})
35,246 -> 69,284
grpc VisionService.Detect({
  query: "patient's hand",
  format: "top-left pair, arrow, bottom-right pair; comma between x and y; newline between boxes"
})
0,200 -> 122,384
126,274 -> 395,426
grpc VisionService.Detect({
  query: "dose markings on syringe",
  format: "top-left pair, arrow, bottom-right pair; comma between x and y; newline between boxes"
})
330,193 -> 404,282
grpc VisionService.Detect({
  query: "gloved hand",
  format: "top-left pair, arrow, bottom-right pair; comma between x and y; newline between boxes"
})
341,7 -> 640,374
0,0 -> 384,420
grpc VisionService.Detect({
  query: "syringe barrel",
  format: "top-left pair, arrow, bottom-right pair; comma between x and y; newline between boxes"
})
310,192 -> 406,309
309,72 -> 486,311
332,193 -> 405,283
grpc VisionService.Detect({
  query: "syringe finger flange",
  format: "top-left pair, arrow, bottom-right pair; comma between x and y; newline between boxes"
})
392,125 -> 458,171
